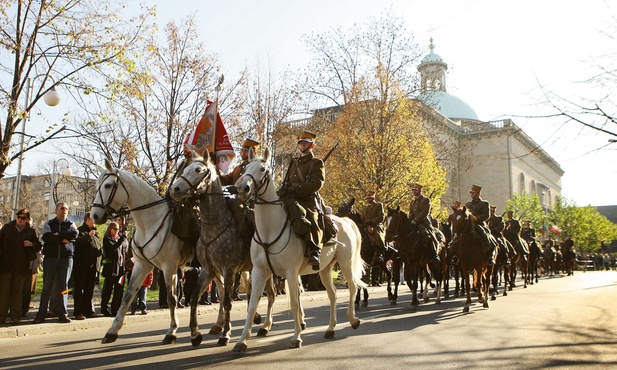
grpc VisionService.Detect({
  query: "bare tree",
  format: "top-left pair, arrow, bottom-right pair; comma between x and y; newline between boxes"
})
70,17 -> 241,195
0,0 -> 154,179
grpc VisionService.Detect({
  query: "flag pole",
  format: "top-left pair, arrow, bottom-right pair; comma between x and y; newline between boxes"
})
211,74 -> 224,159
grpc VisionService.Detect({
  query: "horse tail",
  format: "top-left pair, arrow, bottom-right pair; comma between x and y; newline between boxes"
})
351,222 -> 368,289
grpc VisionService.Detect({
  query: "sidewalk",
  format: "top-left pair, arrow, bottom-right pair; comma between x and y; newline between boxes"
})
0,283 -> 352,339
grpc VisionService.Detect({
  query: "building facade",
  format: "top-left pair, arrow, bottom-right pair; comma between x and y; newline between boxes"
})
0,173 -> 93,229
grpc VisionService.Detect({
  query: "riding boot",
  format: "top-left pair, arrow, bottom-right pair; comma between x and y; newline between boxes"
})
306,241 -> 320,271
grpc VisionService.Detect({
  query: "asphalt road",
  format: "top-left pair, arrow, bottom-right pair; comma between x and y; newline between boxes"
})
1,271 -> 616,370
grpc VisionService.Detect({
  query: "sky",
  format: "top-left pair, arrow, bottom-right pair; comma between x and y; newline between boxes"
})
14,0 -> 617,206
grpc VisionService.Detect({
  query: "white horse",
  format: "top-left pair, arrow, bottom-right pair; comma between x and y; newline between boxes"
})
232,149 -> 366,351
91,159 -> 192,344
168,150 -> 276,347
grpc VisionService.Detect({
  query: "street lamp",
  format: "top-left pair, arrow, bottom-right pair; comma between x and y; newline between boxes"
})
11,77 -> 61,219
47,158 -> 72,221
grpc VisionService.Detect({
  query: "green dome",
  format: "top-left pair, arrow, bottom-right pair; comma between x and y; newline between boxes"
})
419,91 -> 480,121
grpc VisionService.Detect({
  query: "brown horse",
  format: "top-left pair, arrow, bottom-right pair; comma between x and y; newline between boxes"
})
450,207 -> 492,312
527,239 -> 543,285
336,198 -> 401,307
560,243 -> 576,276
385,206 -> 443,311
503,230 -> 529,290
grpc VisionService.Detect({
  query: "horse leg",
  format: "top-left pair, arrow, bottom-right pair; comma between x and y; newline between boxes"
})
463,268 -> 472,313
340,255 -> 361,330
422,270 -> 430,304
189,269 -> 212,347
215,271 -> 235,346
410,269 -> 420,311
483,268 -> 491,308
102,263 -> 151,343
286,272 -> 304,349
206,277 -> 226,336
319,263 -> 338,339
232,267 -> 269,352
256,275 -> 276,337
162,266 -> 179,344
355,287 -> 361,310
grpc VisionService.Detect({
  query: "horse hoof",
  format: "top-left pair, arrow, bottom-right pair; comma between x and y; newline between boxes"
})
257,328 -> 269,337
483,302 -> 489,308
289,340 -> 302,349
524,285 -> 528,289
423,297 -> 429,303
463,306 -> 470,313
324,330 -> 335,339
233,342 -> 248,352
508,287 -> 513,291
162,334 -> 177,345
102,333 -> 118,343
209,326 -> 223,335
491,295 -> 497,301
503,291 -> 508,296
351,319 -> 360,330
300,323 -> 306,331
191,334 -> 203,347
361,301 -> 368,307
390,299 -> 397,305
436,299 -> 441,304
253,314 -> 262,325
217,337 -> 230,346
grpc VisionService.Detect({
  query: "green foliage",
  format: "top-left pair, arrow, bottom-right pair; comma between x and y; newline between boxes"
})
550,196 -> 617,252
506,192 -> 617,253
505,191 -> 545,230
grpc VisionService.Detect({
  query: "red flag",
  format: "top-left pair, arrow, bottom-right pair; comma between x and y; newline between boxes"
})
550,225 -> 562,235
187,100 -> 235,172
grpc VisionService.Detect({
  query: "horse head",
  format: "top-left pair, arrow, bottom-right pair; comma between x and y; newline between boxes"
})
385,205 -> 404,243
336,197 -> 357,216
169,149 -> 216,201
236,147 -> 272,202
91,159 -> 129,224
451,206 -> 473,234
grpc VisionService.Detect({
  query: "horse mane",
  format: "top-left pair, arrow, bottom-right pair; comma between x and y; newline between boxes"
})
102,166 -> 163,201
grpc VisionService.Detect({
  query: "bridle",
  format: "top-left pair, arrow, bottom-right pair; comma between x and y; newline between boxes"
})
91,171 -> 130,218
91,169 -> 171,263
174,159 -> 214,196
241,161 -> 291,275
452,210 -> 473,234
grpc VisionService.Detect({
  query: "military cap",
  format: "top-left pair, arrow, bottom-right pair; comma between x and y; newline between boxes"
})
241,138 -> 260,150
411,183 -> 423,190
297,131 -> 316,143
451,201 -> 462,210
365,190 -> 376,199
470,185 -> 482,193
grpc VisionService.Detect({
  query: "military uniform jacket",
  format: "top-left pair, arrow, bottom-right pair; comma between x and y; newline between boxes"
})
409,194 -> 432,226
363,202 -> 385,233
488,215 -> 504,236
281,152 -> 324,209
505,218 -> 521,235
465,198 -> 490,225
220,160 -> 248,186
521,227 -> 536,242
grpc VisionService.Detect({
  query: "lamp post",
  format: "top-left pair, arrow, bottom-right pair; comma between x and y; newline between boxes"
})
47,158 -> 72,221
11,77 -> 61,219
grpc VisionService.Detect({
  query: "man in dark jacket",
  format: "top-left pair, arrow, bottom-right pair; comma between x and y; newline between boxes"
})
72,212 -> 102,320
33,202 -> 78,324
0,209 -> 42,325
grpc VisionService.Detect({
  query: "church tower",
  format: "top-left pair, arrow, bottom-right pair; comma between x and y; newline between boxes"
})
418,38 -> 448,93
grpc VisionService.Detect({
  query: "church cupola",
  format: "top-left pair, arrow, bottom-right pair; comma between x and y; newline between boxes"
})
418,38 -> 448,93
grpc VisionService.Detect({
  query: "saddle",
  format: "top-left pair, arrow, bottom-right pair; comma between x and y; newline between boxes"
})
171,199 -> 199,244
225,197 -> 255,244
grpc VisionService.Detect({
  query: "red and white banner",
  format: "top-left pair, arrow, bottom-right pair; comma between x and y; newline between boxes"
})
187,100 -> 235,172
550,225 -> 562,235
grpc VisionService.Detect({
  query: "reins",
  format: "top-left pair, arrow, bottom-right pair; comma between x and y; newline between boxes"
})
244,167 -> 292,275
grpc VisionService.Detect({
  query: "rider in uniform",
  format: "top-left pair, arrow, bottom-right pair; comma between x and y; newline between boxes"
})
362,190 -> 386,266
222,138 -> 260,188
465,185 -> 498,265
408,184 -> 440,263
504,210 -> 529,254
488,205 -> 512,266
448,201 -> 462,265
521,220 -> 537,245
278,131 -> 325,270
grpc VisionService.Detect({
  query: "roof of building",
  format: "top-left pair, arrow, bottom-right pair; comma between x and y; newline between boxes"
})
419,90 -> 480,121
